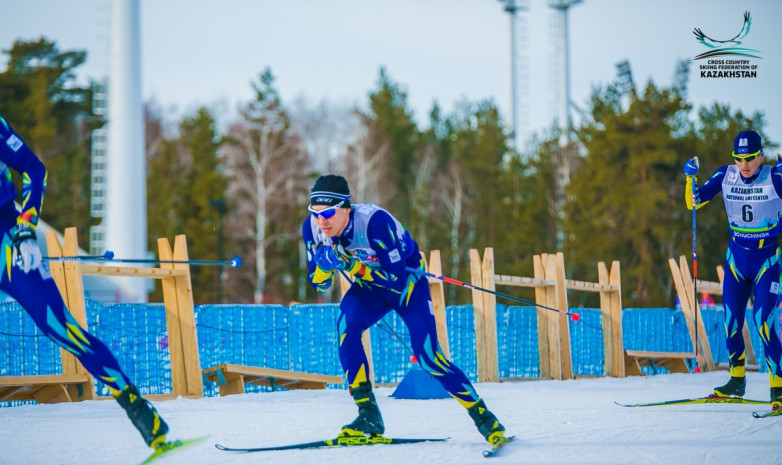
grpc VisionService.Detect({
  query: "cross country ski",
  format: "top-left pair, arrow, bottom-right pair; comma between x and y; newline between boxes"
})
615,395 -> 767,407
215,435 -> 449,452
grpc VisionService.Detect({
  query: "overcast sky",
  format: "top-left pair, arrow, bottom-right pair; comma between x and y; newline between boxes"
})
2,0 -> 780,155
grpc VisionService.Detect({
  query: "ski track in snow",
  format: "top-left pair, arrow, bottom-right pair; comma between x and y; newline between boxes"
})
0,372 -> 780,464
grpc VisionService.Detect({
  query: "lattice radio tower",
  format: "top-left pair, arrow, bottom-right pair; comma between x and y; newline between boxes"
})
496,0 -> 530,155
549,0 -> 581,147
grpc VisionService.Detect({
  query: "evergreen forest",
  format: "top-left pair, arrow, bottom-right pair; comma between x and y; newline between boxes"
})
1,38 -> 776,308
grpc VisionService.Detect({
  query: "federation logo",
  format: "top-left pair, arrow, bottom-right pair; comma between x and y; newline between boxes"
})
693,10 -> 761,60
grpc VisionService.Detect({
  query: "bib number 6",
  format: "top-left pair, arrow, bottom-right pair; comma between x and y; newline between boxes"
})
742,204 -> 754,222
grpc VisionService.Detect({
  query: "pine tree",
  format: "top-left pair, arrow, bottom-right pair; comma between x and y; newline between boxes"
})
0,38 -> 97,246
362,68 -> 420,219
566,61 -> 693,307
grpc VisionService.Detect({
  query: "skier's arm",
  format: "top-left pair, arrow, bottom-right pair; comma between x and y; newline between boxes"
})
684,163 -> 725,210
359,211 -> 410,294
0,115 -> 47,227
771,154 -> 782,197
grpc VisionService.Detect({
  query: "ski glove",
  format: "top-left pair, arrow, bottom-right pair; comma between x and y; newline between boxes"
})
314,245 -> 348,271
12,223 -> 42,273
776,154 -> 782,172
682,157 -> 699,176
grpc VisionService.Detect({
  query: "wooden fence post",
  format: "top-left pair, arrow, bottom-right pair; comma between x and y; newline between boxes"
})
469,249 -> 490,382
541,254 -> 563,379
553,252 -> 574,379
533,254 -> 552,379
599,261 -> 624,377
427,250 -> 450,359
480,248 -> 499,382
158,235 -> 203,397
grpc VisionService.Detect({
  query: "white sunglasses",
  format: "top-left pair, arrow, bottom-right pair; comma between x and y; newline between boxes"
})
307,200 -> 346,219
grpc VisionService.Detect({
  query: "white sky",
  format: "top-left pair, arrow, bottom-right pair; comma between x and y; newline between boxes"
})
1,372 -> 780,464
1,0 -> 781,155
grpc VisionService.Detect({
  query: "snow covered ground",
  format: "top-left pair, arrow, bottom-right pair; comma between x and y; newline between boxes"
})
1,371 -> 780,465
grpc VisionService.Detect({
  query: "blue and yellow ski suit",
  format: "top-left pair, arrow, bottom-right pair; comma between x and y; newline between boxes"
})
302,202 -> 483,408
0,114 -> 131,394
688,163 -> 782,384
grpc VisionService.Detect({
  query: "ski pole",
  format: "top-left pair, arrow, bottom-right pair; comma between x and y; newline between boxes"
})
690,163 -> 701,372
42,252 -> 114,261
333,246 -> 579,321
407,267 -> 580,322
43,250 -> 243,268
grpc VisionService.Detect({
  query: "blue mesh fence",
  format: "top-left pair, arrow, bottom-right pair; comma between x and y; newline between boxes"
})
569,308 -> 605,376
286,304 -> 343,380
497,305 -> 539,378
445,305 -> 478,381
87,302 -> 171,396
0,302 -> 61,377
196,304 -> 291,396
2,300 -> 776,406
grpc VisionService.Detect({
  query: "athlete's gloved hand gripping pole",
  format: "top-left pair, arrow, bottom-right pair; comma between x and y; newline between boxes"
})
11,223 -> 42,273
314,243 -> 371,278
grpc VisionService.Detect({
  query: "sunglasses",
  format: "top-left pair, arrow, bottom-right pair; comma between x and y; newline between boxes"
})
308,200 -> 345,219
732,151 -> 762,163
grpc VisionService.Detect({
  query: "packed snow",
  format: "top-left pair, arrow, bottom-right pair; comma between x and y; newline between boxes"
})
1,371 -> 780,464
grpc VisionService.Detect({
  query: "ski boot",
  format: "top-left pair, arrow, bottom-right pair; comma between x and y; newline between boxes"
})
713,376 -> 746,397
115,384 -> 169,448
771,387 -> 782,411
714,363 -> 746,398
467,399 -> 505,445
340,382 -> 385,437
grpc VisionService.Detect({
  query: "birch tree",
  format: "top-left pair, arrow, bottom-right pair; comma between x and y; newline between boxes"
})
223,69 -> 305,302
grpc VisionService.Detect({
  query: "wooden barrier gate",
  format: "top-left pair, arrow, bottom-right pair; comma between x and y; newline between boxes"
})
0,227 -> 203,403
470,249 -> 620,380
669,255 -> 758,372
470,247 -> 689,380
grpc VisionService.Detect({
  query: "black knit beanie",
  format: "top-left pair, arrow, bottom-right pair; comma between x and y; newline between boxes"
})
310,174 -> 351,207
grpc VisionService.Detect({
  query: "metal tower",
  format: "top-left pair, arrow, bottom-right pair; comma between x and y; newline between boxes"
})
105,0 -> 148,302
548,0 -> 581,145
497,0 -> 530,154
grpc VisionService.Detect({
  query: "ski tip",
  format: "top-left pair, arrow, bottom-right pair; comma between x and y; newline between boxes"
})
482,435 -> 516,458
139,436 -> 209,464
753,409 -> 782,419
